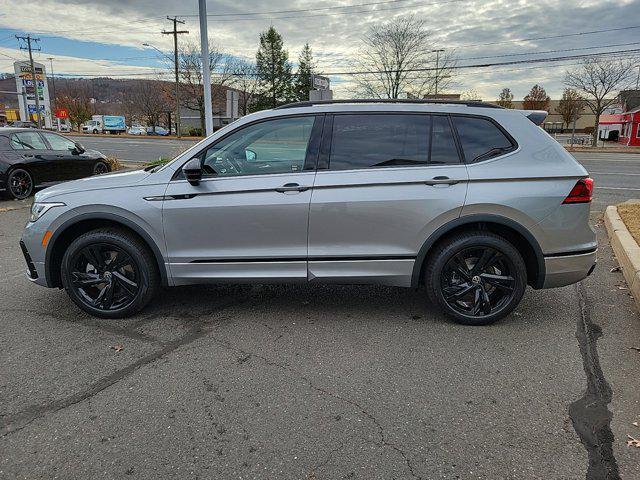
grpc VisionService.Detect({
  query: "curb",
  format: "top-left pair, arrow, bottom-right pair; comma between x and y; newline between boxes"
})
604,204 -> 640,312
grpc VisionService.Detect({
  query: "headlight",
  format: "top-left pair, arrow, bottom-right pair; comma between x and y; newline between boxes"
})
29,202 -> 66,222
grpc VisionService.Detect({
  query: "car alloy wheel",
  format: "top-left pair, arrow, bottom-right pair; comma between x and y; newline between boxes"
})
440,246 -> 516,319
8,169 -> 33,199
93,161 -> 109,175
68,243 -> 140,311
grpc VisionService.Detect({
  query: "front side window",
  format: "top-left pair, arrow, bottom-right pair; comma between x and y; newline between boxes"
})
329,114 -> 429,170
41,132 -> 77,151
201,116 -> 316,177
10,132 -> 47,150
452,116 -> 515,163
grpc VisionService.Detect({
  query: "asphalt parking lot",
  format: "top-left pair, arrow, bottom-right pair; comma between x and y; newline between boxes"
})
1,151 -> 639,479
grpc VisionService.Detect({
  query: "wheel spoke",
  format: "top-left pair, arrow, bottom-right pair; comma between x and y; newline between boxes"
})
112,271 -> 138,297
108,251 -> 132,272
470,287 -> 482,315
101,282 -> 115,309
83,246 -> 104,270
72,272 -> 103,286
451,254 -> 471,280
471,249 -> 499,276
480,273 -> 515,292
480,286 -> 492,315
443,282 -> 475,301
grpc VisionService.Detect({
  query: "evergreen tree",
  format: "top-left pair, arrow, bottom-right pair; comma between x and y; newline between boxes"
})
293,43 -> 316,102
254,27 -> 292,110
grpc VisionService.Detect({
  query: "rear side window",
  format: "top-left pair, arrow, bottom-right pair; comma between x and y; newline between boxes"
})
328,114 -> 462,170
330,114 -> 429,170
10,132 -> 47,150
452,116 -> 515,163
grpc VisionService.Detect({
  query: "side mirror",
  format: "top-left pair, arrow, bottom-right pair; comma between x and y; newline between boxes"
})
72,142 -> 85,155
245,149 -> 257,161
182,157 -> 203,186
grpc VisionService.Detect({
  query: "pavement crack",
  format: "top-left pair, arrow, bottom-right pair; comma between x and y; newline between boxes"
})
0,298 -> 241,438
569,282 -> 621,480
210,336 -> 420,478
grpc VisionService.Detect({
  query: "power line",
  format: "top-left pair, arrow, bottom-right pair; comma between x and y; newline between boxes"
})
457,41 -> 640,61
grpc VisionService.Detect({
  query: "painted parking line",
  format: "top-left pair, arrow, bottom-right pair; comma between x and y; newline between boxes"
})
595,186 -> 640,191
589,172 -> 640,175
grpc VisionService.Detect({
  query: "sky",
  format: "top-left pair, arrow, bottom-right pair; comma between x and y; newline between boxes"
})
0,0 -> 639,100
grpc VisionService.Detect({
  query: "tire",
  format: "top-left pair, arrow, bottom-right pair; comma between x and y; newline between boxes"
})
6,168 -> 34,200
61,228 -> 159,318
93,129 -> 99,134
424,231 -> 527,326
93,161 -> 110,175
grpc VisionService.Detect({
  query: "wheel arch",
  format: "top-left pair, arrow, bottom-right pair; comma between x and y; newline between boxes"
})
411,214 -> 545,289
45,213 -> 168,288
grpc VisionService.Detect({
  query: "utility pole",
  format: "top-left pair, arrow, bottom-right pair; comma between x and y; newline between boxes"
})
16,34 -> 42,128
432,49 -> 444,96
47,57 -> 56,110
198,0 -> 214,136
162,17 -> 188,138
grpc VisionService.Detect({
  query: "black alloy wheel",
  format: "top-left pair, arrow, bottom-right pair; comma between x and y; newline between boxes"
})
7,168 -> 33,200
61,229 -> 159,318
425,232 -> 526,325
93,161 -> 109,175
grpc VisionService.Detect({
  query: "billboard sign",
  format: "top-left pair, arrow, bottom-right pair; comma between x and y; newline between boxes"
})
14,61 -> 51,128
312,75 -> 330,91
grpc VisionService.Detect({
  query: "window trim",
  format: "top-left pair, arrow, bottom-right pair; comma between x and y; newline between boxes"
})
172,114 -> 324,181
449,113 -> 518,164
10,131 -> 48,151
324,112 -> 461,172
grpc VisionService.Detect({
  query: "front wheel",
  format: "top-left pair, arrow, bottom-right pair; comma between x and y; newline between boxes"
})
61,229 -> 159,318
93,161 -> 109,175
424,231 -> 527,326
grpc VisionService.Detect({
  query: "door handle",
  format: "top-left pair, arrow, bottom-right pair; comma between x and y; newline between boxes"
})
425,176 -> 459,186
275,183 -> 310,193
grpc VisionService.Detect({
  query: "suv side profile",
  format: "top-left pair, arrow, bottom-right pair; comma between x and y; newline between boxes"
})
20,100 -> 596,325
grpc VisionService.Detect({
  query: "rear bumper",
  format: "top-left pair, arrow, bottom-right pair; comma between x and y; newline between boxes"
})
542,249 -> 597,288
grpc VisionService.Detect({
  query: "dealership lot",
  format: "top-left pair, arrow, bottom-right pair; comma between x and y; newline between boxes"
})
1,152 -> 639,478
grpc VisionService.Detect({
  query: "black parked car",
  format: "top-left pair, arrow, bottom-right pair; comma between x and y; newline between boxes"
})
0,128 -> 111,200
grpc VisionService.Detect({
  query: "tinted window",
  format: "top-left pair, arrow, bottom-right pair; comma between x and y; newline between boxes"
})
201,116 -> 315,177
330,115 -> 429,170
430,116 -> 459,164
41,132 -> 77,151
11,132 -> 47,150
453,116 -> 514,162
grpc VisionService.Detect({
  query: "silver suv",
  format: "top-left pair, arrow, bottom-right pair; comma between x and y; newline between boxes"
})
20,100 -> 596,325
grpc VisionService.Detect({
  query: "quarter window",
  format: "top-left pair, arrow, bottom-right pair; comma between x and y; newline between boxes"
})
11,132 -> 47,150
452,116 -> 515,163
41,132 -> 77,151
200,116 -> 316,177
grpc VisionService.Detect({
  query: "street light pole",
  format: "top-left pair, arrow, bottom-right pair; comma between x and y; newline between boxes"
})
47,57 -> 56,110
198,0 -> 214,136
432,49 -> 444,96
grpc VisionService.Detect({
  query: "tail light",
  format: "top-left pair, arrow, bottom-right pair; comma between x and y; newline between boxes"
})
563,178 -> 593,204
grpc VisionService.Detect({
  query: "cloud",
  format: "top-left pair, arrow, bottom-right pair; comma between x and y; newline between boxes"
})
1,0 -> 639,99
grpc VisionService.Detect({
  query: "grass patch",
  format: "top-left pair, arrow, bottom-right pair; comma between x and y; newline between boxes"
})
105,156 -> 125,171
618,202 -> 640,245
144,157 -> 172,168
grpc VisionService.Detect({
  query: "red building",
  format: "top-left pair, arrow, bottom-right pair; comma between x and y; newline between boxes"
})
619,106 -> 640,147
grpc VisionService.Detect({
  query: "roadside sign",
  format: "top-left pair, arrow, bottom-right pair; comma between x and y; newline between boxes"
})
312,75 -> 330,90
55,108 -> 69,119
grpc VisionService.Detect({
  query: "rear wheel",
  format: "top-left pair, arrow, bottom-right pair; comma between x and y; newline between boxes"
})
6,168 -> 34,200
424,231 -> 526,325
61,229 -> 159,318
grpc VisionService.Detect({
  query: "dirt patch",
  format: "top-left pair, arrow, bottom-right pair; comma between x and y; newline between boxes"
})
617,203 -> 640,245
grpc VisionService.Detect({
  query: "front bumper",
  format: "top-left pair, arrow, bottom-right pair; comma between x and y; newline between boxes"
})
542,249 -> 597,288
20,220 -> 51,287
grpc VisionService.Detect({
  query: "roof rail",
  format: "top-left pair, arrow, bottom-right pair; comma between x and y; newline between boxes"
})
274,99 -> 504,110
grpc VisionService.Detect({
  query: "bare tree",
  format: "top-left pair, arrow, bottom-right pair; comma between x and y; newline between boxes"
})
565,57 -> 636,146
230,59 -> 259,116
496,88 -> 514,108
556,88 -> 585,130
523,84 -> 550,111
55,82 -> 92,131
353,16 -> 456,99
179,42 -> 235,132
129,80 -> 171,132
